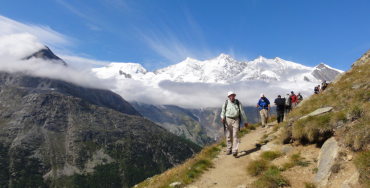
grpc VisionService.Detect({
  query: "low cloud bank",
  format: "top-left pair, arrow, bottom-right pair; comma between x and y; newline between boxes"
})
0,33 -> 114,90
114,78 -> 320,108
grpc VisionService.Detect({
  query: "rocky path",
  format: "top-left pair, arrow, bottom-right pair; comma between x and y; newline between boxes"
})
187,123 -> 276,188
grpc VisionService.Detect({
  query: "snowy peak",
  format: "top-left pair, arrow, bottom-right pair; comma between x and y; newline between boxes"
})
92,54 -> 343,86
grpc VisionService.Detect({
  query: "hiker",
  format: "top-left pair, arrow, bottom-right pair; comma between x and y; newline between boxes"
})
322,80 -> 328,91
314,85 -> 320,94
274,95 -> 285,124
256,93 -> 270,128
290,91 -> 298,109
285,94 -> 292,115
220,91 -> 248,157
297,92 -> 303,103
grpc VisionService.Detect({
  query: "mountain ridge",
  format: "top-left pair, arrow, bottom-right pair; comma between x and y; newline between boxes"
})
92,54 -> 343,87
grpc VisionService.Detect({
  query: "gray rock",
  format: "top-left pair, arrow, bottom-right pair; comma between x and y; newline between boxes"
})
169,182 -> 182,187
261,143 -> 275,151
300,107 -> 333,120
281,145 -> 294,154
236,185 -> 247,188
351,49 -> 370,68
313,138 -> 339,186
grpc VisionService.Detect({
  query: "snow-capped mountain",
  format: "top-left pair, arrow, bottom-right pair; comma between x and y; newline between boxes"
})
92,54 -> 343,87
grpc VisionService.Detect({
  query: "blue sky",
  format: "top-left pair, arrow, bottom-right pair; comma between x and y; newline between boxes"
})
0,0 -> 369,71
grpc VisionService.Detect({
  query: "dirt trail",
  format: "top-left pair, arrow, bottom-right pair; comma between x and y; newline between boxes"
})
187,123 -> 276,188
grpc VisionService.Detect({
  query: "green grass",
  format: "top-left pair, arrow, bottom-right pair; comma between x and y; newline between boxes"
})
281,151 -> 310,170
246,159 -> 269,176
304,182 -> 316,188
260,151 -> 281,161
253,166 -> 290,188
312,168 -> 318,173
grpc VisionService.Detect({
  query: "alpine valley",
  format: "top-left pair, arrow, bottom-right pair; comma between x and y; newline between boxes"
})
0,47 -> 202,188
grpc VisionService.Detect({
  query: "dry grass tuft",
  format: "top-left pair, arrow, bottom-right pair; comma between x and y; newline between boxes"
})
354,150 -> 370,187
253,165 -> 290,188
304,182 -> 316,188
246,159 -> 269,176
260,151 -> 281,161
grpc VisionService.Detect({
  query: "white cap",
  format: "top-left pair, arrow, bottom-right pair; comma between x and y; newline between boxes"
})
260,93 -> 264,97
228,91 -> 236,96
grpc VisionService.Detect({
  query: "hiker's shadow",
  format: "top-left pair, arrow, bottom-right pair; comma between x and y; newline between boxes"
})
236,145 -> 262,158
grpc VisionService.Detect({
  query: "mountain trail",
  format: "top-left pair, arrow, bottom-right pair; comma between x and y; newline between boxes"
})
187,123 -> 277,188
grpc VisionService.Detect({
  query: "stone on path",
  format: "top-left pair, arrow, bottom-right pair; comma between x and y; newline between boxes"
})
236,185 -> 247,188
300,107 -> 333,120
313,137 -> 339,187
281,145 -> 294,154
169,182 -> 181,187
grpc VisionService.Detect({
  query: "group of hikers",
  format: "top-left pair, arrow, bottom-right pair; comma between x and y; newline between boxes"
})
220,91 -> 302,157
314,80 -> 329,94
220,80 -> 329,157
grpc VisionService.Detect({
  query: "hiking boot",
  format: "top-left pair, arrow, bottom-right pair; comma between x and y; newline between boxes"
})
262,125 -> 266,128
226,150 -> 232,155
233,153 -> 238,157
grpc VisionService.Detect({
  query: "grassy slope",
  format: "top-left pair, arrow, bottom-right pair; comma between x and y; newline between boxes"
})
280,49 -> 370,187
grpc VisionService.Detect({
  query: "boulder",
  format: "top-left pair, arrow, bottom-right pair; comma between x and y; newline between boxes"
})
313,137 -> 339,187
300,107 -> 333,120
261,143 -> 275,151
281,145 -> 294,154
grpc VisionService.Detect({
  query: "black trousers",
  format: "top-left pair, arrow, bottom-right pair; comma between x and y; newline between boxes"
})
277,109 -> 284,123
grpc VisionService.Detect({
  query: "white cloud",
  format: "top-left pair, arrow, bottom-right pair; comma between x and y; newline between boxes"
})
113,78 -> 320,108
0,15 -> 73,49
59,55 -> 110,66
86,24 -> 102,31
0,33 -> 113,90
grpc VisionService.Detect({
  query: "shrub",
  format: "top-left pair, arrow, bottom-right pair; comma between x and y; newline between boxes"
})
261,151 -> 281,161
246,159 -> 269,176
331,163 -> 340,173
249,125 -> 256,130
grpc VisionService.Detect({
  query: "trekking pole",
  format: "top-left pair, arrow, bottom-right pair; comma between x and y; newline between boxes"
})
269,108 -> 271,118
256,107 -> 260,124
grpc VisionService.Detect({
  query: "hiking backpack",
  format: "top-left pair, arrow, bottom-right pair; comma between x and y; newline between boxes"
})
285,97 -> 291,106
276,98 -> 285,107
223,99 -> 241,131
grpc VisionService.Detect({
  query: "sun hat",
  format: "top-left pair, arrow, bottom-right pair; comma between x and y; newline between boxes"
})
260,93 -> 264,97
228,91 -> 236,97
